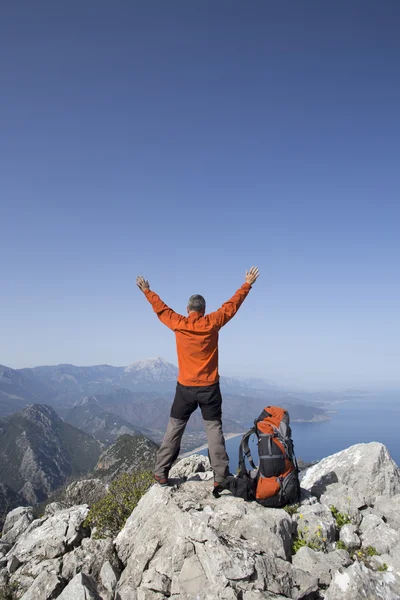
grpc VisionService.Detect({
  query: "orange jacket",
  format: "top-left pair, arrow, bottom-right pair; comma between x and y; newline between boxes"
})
144,283 -> 252,386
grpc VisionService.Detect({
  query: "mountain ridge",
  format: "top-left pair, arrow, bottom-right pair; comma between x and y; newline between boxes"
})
0,404 -> 102,506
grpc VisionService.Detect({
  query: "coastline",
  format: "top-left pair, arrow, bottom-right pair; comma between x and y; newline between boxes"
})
179,415 -> 331,457
180,432 -> 244,458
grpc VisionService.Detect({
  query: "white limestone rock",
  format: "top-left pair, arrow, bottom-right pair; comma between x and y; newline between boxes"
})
169,454 -> 212,480
293,503 -> 337,548
372,494 -> 400,531
339,524 -> 361,551
324,561 -> 400,599
292,547 -> 351,587
6,505 -> 89,568
115,481 -> 314,599
1,507 -> 35,546
300,442 -> 400,505
19,569 -> 64,600
359,513 -> 400,556
57,572 -> 102,599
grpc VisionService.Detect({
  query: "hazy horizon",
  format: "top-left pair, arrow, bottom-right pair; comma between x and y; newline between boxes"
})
2,355 -> 399,393
1,2 -> 399,390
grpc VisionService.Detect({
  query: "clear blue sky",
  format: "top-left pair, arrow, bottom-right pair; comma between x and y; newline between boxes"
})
1,1 -> 399,390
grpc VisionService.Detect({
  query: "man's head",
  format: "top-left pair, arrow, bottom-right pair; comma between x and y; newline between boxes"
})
187,294 -> 206,315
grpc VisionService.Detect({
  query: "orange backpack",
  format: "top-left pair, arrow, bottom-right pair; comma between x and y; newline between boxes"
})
216,406 -> 300,507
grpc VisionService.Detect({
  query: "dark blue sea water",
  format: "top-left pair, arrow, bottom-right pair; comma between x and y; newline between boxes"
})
199,393 -> 400,472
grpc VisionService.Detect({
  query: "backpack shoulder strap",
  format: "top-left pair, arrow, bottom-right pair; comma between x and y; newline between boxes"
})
238,427 -> 257,474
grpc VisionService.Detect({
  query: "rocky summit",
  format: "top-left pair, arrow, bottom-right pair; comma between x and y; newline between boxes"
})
1,442 -> 400,599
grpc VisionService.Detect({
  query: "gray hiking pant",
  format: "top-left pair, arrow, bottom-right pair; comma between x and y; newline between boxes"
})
154,382 -> 230,483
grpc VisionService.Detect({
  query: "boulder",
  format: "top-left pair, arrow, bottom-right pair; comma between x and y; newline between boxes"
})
242,593 -> 290,599
57,572 -> 102,599
6,505 -> 89,568
9,557 -> 62,596
169,454 -> 212,480
372,494 -> 400,531
44,502 -> 67,516
359,514 -> 400,556
99,560 -> 120,594
339,524 -> 361,551
19,569 -> 64,600
61,537 -> 120,583
318,484 -> 363,526
324,561 -> 400,599
300,443 -> 400,505
369,546 -> 400,576
1,507 -> 35,545
294,503 -> 337,549
292,547 -> 351,586
65,479 -> 107,507
115,479 -> 314,599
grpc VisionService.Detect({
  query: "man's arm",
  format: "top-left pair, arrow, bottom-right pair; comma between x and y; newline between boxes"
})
211,266 -> 260,328
136,275 -> 183,331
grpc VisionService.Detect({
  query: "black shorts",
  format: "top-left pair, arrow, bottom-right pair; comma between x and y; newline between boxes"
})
170,382 -> 223,422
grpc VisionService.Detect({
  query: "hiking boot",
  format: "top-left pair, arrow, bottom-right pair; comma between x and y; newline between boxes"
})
154,475 -> 169,487
213,481 -> 224,498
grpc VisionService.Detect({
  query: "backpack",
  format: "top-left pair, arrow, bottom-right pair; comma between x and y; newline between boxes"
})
215,406 -> 300,508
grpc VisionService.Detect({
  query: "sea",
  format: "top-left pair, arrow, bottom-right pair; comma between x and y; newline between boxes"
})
198,392 -> 400,473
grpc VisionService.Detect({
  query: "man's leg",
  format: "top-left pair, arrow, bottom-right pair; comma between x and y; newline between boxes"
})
198,384 -> 230,483
154,417 -> 188,479
154,383 -> 197,480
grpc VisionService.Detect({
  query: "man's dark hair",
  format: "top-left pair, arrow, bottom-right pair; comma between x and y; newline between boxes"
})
187,294 -> 206,314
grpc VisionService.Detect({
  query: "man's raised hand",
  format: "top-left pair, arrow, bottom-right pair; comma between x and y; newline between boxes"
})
245,266 -> 260,285
136,275 -> 150,292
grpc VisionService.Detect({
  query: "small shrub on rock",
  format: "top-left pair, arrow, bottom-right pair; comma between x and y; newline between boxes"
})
292,524 -> 328,554
329,505 -> 351,528
84,471 -> 153,538
336,540 -> 347,551
0,582 -> 19,600
283,503 -> 300,516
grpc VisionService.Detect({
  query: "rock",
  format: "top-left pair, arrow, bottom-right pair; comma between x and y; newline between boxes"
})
324,561 -> 400,599
1,507 -> 35,545
65,478 -> 107,507
0,567 -> 9,587
294,503 -> 337,548
9,557 -> 62,596
19,570 -> 64,600
44,502 -> 67,516
300,442 -> 400,505
242,593 -> 289,599
115,480 -> 314,599
359,514 -> 400,555
57,572 -> 102,599
100,560 -> 120,594
339,524 -> 361,551
7,555 -> 21,574
319,484 -> 363,526
0,539 -> 12,555
16,557 -> 62,579
62,537 -> 120,583
292,547 -> 351,586
6,505 -> 89,567
370,548 -> 400,575
169,454 -> 212,479
372,494 -> 400,531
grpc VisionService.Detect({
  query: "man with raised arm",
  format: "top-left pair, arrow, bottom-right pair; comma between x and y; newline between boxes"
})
136,266 -> 260,489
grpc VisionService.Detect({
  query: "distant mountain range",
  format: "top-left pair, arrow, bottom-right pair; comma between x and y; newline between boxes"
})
0,357 -> 339,451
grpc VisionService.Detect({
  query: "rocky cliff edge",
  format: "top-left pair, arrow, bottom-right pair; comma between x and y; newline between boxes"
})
1,442 -> 400,600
